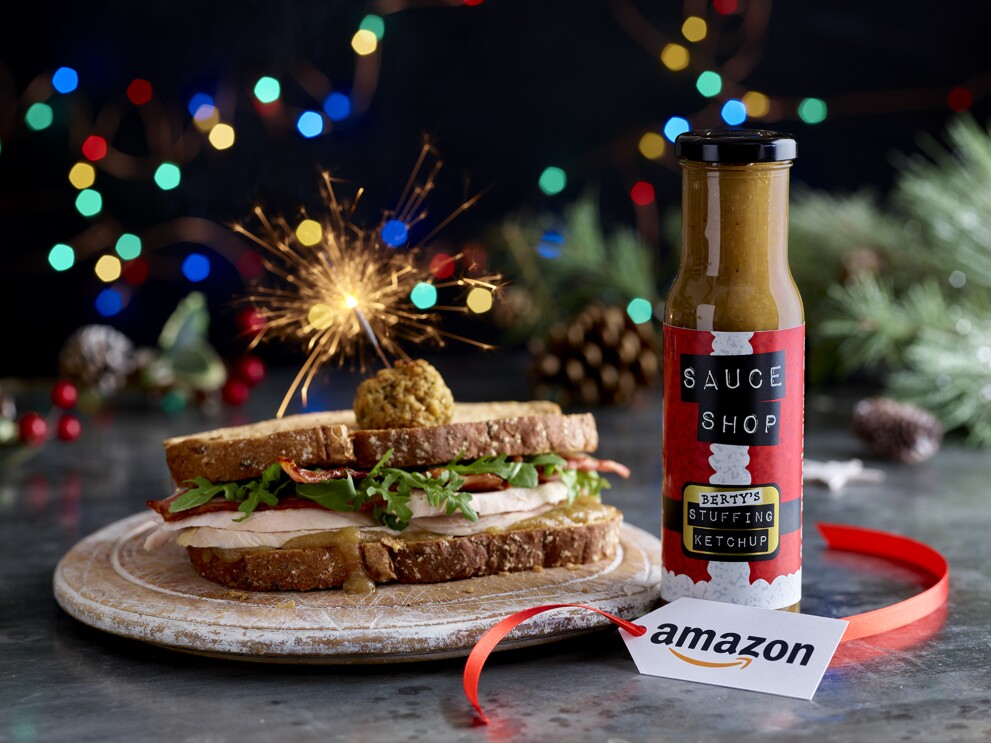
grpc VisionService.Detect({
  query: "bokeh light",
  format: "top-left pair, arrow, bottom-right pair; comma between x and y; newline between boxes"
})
154,162 -> 181,190
48,244 -> 75,271
410,282 -> 438,310
81,135 -> 107,161
713,0 -> 738,13
630,181 -> 655,206
187,93 -> 214,116
51,67 -> 79,94
351,29 -> 378,56
122,258 -> 149,286
663,116 -> 690,142
638,132 -> 666,160
682,16 -> 707,42
95,288 -> 123,317
660,43 -> 690,71
296,219 -> 323,246
75,189 -> 102,217
254,76 -> 281,104
538,166 -> 567,195
359,14 -> 385,40
208,123 -> 236,150
25,103 -> 53,131
381,219 -> 409,247
308,303 -> 334,330
947,87 -> 973,112
236,251 -> 264,280
68,162 -> 96,189
797,97 -> 828,124
627,297 -> 653,324
94,255 -> 122,283
324,92 -> 351,121
296,111 -> 324,138
537,230 -> 564,259
742,91 -> 770,118
466,287 -> 493,314
115,233 -> 142,260
696,71 -> 722,97
127,79 -> 153,105
429,253 -> 456,279
193,105 -> 220,132
721,99 -> 747,125
182,253 -> 211,282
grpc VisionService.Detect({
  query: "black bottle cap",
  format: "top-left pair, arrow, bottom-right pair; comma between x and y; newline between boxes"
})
675,129 -> 797,163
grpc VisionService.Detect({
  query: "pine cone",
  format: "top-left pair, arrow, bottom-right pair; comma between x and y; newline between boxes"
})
59,325 -> 136,397
851,397 -> 943,464
531,304 -> 658,406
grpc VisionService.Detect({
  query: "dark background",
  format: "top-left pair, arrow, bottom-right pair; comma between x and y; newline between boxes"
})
2,0 -> 990,375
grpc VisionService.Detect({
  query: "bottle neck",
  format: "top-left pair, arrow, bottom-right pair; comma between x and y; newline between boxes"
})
667,160 -> 801,331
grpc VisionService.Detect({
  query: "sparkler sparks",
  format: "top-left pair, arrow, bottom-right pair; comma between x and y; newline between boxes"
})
233,143 -> 501,418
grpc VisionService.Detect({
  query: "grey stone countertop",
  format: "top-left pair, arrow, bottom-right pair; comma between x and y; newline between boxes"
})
2,356 -> 989,742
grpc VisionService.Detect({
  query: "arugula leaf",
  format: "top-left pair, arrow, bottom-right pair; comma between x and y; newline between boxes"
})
296,475 -> 361,511
233,466 -> 289,522
169,477 -> 241,513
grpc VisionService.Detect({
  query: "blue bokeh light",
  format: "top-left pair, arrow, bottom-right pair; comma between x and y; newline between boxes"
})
381,219 -> 409,248
537,230 -> 565,259
95,288 -> 123,317
187,93 -> 214,117
721,99 -> 747,126
52,67 -> 79,94
323,93 -> 351,122
663,117 -> 690,142
296,111 -> 324,138
181,253 -> 211,282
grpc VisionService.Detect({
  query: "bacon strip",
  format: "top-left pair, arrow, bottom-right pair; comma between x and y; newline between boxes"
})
278,458 -> 369,484
566,455 -> 631,479
147,494 -> 326,522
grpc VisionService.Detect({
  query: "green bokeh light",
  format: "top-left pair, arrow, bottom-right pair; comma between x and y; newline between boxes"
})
115,233 -> 142,260
626,297 -> 653,324
797,97 -> 828,124
410,282 -> 438,309
75,189 -> 102,217
695,71 -> 722,98
253,76 -> 281,104
538,166 -> 567,196
154,162 -> 181,190
25,102 -> 54,131
359,14 -> 385,40
48,243 -> 75,271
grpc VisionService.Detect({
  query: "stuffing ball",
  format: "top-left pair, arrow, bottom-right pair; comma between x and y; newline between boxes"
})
353,359 -> 454,429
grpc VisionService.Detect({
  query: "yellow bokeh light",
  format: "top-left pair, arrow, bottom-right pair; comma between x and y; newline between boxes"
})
660,43 -> 690,72
344,294 -> 359,309
94,255 -> 122,283
466,287 -> 493,314
68,162 -> 96,190
681,16 -> 707,43
296,219 -> 323,246
742,91 -> 771,118
308,303 -> 335,330
638,132 -> 666,160
193,106 -> 220,133
209,123 -> 236,150
351,29 -> 378,56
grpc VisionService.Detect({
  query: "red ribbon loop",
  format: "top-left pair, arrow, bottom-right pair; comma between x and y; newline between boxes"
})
463,523 -> 950,725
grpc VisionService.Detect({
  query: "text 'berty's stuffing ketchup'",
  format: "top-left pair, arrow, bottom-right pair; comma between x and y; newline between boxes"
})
662,129 -> 804,611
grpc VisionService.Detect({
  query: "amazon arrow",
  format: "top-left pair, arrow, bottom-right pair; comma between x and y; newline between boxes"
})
669,648 -> 753,669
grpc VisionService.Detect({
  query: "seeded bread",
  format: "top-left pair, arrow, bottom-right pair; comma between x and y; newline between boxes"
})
164,401 -> 591,483
185,506 -> 622,591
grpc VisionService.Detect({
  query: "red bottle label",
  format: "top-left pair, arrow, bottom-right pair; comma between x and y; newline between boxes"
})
661,324 -> 804,609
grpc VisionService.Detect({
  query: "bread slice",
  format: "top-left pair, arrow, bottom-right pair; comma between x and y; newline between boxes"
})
185,505 -> 622,591
164,401 -> 594,483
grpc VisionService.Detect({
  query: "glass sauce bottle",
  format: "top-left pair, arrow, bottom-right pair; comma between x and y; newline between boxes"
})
662,129 -> 803,611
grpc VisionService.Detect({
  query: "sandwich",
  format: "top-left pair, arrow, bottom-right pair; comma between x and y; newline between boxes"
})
144,400 -> 629,592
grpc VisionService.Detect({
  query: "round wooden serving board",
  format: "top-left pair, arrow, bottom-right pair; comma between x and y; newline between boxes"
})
54,514 -> 662,663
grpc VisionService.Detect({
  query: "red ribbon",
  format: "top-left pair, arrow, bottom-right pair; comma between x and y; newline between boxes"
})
463,522 -> 950,725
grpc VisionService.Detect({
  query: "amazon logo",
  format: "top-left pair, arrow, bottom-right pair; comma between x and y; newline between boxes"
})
650,623 -> 815,668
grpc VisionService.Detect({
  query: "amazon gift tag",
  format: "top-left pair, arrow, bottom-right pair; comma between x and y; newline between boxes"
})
620,597 -> 848,700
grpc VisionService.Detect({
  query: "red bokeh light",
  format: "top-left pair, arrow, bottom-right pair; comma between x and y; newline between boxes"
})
236,307 -> 266,335
947,87 -> 973,112
122,258 -> 149,286
460,242 -> 489,275
82,135 -> 108,161
713,0 -> 738,14
236,250 -> 265,280
630,181 -> 655,207
127,79 -> 153,105
430,252 -> 457,280
464,0 -> 484,5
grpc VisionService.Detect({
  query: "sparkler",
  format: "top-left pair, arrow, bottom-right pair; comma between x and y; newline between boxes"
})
233,142 -> 502,418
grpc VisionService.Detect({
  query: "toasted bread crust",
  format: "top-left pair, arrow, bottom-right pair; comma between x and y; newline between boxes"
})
163,401 -> 585,483
185,507 -> 622,591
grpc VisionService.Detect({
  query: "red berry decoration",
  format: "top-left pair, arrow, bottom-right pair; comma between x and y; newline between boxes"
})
235,355 -> 266,387
52,380 -> 79,409
221,378 -> 251,406
19,413 -> 48,445
57,414 -> 83,442
236,307 -> 266,335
